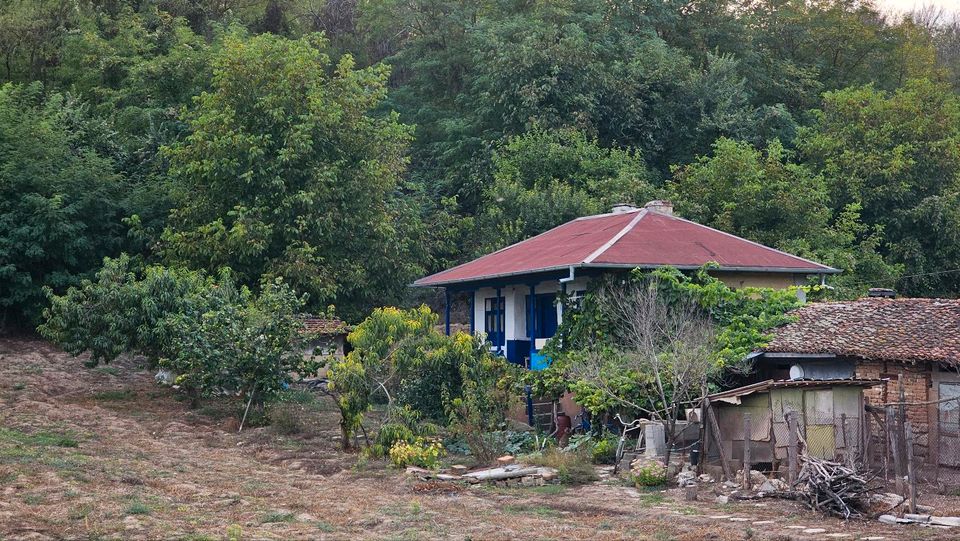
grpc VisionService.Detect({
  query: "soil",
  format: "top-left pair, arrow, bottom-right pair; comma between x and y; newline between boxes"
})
0,337 -> 956,540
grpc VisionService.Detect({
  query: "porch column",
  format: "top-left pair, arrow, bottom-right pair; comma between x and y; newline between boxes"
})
469,290 -> 475,335
444,289 -> 451,336
495,287 -> 503,355
528,284 -> 537,362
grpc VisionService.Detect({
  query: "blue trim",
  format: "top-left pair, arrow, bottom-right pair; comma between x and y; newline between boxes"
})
495,287 -> 503,354
469,291 -> 475,334
444,289 -> 451,336
484,295 -> 505,347
528,284 -> 536,360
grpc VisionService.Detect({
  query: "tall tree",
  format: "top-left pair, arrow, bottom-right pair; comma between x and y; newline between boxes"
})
0,83 -> 123,329
161,32 -> 424,320
798,78 -> 960,294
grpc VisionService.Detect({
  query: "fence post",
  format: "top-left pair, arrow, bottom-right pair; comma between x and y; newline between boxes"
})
887,405 -> 904,495
743,413 -> 752,490
864,408 -> 872,470
905,421 -> 917,514
705,399 -> 734,482
787,411 -> 799,485
839,412 -> 848,466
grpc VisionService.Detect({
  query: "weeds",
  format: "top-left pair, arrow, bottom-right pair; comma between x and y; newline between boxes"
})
94,366 -> 120,377
260,511 -> 295,523
125,500 -> 151,515
521,448 -> 597,485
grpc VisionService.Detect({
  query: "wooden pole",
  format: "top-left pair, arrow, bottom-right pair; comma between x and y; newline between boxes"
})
787,411 -> 799,485
887,405 -> 904,495
696,397 -> 708,476
743,413 -> 752,490
864,404 -> 873,471
839,412 -> 848,465
705,399 -> 734,482
905,421 -> 918,514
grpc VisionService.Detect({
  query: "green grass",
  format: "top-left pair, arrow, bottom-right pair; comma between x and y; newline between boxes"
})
125,500 -> 151,515
637,491 -> 667,506
316,520 -> 335,532
528,484 -> 566,495
0,427 -> 78,448
503,504 -> 562,518
260,511 -> 296,523
94,366 -> 121,377
22,493 -> 45,505
93,389 -> 134,401
12,382 -> 26,391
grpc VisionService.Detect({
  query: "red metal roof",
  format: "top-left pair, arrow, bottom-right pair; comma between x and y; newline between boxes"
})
415,208 -> 838,287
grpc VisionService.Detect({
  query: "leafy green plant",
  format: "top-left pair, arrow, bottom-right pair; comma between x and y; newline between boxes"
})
388,438 -> 445,469
591,435 -> 618,465
631,458 -> 668,487
522,448 -> 597,485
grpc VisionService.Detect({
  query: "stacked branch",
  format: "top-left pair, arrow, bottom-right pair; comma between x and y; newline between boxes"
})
791,454 -> 881,519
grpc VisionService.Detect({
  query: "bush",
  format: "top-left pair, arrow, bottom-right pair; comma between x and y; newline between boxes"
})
591,435 -> 618,465
631,458 -> 668,486
389,438 -> 445,469
522,448 -> 598,485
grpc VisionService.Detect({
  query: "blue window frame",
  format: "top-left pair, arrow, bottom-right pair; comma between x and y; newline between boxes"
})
484,297 -> 504,346
530,293 -> 558,339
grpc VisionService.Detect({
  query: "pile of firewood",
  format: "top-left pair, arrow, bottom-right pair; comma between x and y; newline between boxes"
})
791,454 -> 881,519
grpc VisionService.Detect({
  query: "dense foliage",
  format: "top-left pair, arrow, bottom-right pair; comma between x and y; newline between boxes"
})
39,256 -> 311,405
532,267 -> 804,416
4,1 -> 960,331
326,306 -> 514,452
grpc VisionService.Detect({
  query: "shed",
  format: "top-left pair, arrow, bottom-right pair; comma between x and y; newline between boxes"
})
702,379 -> 882,475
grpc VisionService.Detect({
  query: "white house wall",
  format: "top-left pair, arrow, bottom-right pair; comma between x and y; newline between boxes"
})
471,277 -> 591,339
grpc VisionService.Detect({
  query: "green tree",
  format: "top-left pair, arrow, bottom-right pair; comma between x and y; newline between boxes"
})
476,128 -> 656,253
40,255 -> 311,406
0,83 -> 123,329
798,78 -> 960,294
161,32 -> 423,321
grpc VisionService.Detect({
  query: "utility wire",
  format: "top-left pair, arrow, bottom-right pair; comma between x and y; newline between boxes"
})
838,267 -> 960,289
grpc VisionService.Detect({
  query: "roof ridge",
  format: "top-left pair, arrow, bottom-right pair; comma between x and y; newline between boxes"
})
412,217 -> 585,285
583,209 -> 648,264
647,211 -> 839,272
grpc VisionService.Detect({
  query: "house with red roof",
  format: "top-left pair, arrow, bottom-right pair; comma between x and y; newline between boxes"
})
415,200 -> 839,369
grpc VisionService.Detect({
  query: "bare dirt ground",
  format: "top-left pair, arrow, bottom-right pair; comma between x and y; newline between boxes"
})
0,337 -> 956,540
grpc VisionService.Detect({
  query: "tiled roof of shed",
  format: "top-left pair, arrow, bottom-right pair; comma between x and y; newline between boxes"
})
415,207 -> 838,287
302,316 -> 349,336
764,298 -> 960,364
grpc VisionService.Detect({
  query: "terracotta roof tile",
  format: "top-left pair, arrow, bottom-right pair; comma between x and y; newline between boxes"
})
302,316 -> 349,336
765,298 -> 960,364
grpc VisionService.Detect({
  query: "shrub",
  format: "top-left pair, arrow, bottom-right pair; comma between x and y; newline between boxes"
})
631,458 -> 668,486
591,435 -> 618,465
389,438 -> 444,469
522,448 -> 598,485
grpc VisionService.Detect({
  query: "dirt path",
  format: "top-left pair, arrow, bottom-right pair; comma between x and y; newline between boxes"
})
0,338 -> 952,540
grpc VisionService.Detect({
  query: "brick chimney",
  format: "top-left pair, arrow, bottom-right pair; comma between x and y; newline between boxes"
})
643,200 -> 674,215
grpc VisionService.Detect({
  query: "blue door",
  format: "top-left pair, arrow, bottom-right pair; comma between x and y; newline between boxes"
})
484,296 -> 504,347
528,293 -> 558,371
534,293 -> 558,338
